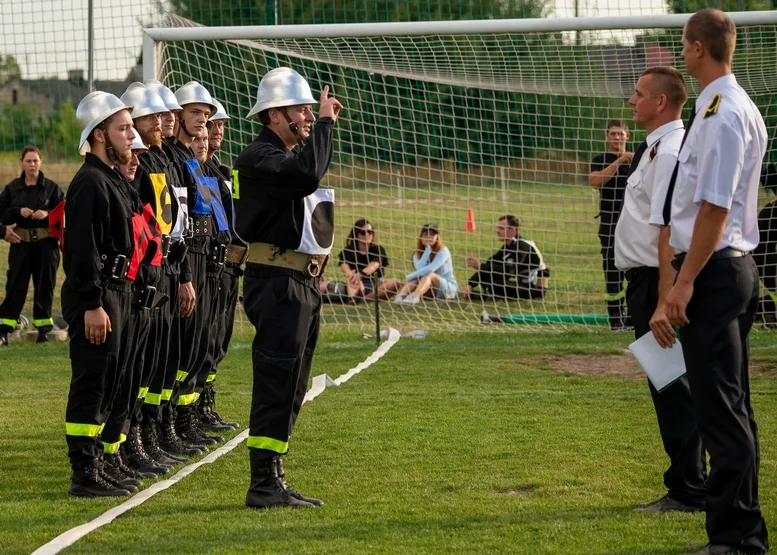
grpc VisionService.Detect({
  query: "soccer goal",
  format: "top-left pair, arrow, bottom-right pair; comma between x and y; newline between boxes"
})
143,12 -> 777,333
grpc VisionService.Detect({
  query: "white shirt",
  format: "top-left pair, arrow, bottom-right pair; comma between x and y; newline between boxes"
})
615,120 -> 684,270
669,74 -> 767,254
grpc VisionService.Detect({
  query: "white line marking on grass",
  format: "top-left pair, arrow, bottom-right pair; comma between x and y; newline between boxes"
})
32,328 -> 402,555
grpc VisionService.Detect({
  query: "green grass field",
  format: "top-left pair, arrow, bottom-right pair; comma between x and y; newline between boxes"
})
2,328 -> 777,554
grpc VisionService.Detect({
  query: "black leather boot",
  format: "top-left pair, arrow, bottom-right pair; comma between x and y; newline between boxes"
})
118,445 -> 155,479
68,460 -> 131,498
159,415 -> 205,456
102,453 -> 142,490
199,383 -> 238,431
245,454 -> 314,509
141,421 -> 186,464
36,325 -> 52,343
277,456 -> 323,506
175,406 -> 220,445
124,423 -> 170,476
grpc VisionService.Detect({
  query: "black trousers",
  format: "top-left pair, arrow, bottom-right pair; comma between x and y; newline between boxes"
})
190,263 -> 223,395
144,269 -> 179,422
625,267 -> 706,507
599,228 -> 627,326
0,238 -> 59,331
679,256 -> 768,552
175,250 -> 208,408
138,270 -> 174,424
479,282 -> 545,301
243,264 -> 321,459
102,304 -> 151,450
63,281 -> 132,465
214,264 -> 241,370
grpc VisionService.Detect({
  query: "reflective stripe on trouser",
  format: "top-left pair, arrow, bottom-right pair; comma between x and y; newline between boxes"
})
172,250 -> 208,408
64,284 -> 132,464
243,265 -> 321,460
103,433 -> 127,455
143,270 -> 178,423
0,241 -> 59,332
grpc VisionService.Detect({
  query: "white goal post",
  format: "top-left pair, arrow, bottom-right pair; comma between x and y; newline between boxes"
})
141,12 -> 777,333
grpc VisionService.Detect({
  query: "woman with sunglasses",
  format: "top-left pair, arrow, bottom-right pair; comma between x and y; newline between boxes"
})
394,223 -> 458,304
326,219 -> 400,302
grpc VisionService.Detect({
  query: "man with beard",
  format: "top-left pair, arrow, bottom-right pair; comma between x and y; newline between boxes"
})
142,79 -> 204,457
198,98 -> 243,433
167,82 -> 223,448
235,67 -> 342,509
63,91 -> 136,497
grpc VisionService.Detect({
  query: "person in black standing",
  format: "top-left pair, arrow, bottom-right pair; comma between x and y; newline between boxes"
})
234,67 -> 342,509
665,9 -> 769,555
588,120 -> 633,330
0,146 -> 64,344
753,163 -> 777,321
199,98 -> 241,432
62,91 -> 137,497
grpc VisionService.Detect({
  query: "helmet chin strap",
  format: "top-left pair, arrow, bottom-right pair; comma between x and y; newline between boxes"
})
280,108 -> 306,149
178,115 -> 198,142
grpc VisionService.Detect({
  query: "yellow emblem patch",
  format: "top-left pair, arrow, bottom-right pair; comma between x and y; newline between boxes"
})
704,94 -> 721,119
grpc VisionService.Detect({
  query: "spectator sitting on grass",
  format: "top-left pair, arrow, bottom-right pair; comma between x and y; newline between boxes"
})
394,223 -> 458,304
461,214 -> 549,301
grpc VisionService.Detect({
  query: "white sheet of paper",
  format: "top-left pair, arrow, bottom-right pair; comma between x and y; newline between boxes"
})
628,332 -> 687,392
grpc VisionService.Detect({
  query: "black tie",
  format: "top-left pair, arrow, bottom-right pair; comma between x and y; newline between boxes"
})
662,104 -> 698,225
628,141 -> 649,177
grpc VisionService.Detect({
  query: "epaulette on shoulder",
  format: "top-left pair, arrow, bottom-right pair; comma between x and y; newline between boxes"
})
648,141 -> 660,161
703,93 -> 722,119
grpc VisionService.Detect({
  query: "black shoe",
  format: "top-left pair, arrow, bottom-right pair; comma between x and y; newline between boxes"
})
99,459 -> 138,494
68,462 -> 131,498
159,416 -> 205,456
0,332 -> 7,346
201,384 -> 239,431
140,421 -> 187,465
118,446 -> 155,479
124,424 -> 170,476
680,543 -> 765,555
102,454 -> 142,490
633,494 -> 703,513
176,407 -> 219,446
276,456 -> 323,507
245,454 -> 314,509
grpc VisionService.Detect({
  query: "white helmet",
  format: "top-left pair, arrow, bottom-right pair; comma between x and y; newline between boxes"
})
144,79 -> 182,112
174,81 -> 217,115
131,128 -> 148,152
121,82 -> 168,120
77,91 -> 132,156
246,67 -> 317,120
209,98 -> 231,122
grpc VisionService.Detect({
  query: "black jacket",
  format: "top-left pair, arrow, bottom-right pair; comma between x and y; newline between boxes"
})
0,171 -> 64,237
61,154 -> 135,314
468,237 -> 549,290
233,120 -> 334,250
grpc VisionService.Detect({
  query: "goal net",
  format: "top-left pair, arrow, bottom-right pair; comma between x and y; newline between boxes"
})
150,13 -> 777,333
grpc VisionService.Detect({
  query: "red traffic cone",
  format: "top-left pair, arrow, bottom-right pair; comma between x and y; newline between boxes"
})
466,209 -> 476,232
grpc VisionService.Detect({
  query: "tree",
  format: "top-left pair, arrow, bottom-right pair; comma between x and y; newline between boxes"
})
0,54 -> 22,85
665,0 -> 771,13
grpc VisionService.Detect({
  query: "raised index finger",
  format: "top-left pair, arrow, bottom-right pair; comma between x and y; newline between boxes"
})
320,85 -> 330,103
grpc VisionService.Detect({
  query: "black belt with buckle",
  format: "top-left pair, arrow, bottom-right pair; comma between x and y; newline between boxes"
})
672,247 -> 748,271
192,215 -> 212,237
101,254 -> 129,281
132,285 -> 169,310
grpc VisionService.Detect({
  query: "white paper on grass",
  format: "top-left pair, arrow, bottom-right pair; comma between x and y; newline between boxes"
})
628,332 -> 686,392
